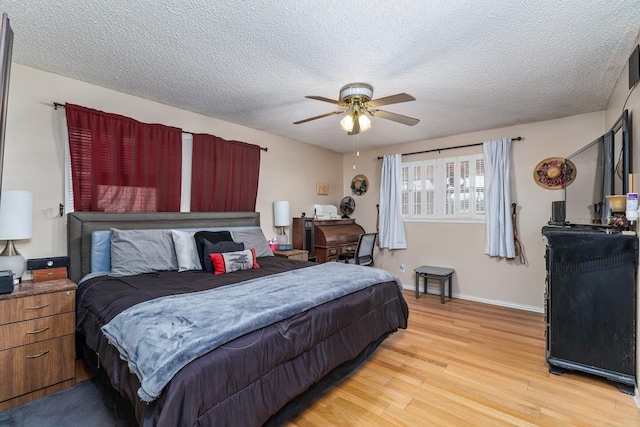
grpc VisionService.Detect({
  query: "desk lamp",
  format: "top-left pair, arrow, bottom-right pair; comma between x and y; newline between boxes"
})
273,201 -> 290,245
0,190 -> 33,283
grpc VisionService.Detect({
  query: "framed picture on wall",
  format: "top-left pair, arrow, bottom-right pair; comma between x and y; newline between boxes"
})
316,182 -> 329,195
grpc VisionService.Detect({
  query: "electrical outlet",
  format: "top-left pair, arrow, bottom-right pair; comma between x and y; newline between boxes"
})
400,264 -> 406,273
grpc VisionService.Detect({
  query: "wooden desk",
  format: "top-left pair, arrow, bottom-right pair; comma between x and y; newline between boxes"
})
308,218 -> 364,263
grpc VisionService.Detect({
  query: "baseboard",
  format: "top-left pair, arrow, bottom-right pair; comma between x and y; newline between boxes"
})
401,283 -> 544,313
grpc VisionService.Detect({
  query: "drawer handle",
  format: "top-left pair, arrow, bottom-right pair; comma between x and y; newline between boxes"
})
26,304 -> 50,310
26,327 -> 50,335
26,350 -> 50,359
48,272 -> 53,276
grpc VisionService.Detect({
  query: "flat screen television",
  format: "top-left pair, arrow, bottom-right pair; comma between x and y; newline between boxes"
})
0,13 -> 14,199
564,110 -> 631,225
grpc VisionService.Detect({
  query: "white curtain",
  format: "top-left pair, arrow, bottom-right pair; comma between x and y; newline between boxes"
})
483,138 -> 515,258
379,154 -> 407,249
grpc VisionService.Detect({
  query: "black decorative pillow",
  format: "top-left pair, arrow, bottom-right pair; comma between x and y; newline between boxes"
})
202,239 -> 244,272
194,231 -> 233,268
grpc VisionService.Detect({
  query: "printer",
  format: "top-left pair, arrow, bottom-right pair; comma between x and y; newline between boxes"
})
313,204 -> 341,220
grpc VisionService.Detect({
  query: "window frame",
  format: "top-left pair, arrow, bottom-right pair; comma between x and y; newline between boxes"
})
402,153 -> 485,223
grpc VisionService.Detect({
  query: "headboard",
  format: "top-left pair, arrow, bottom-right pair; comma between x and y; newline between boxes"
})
67,212 -> 261,283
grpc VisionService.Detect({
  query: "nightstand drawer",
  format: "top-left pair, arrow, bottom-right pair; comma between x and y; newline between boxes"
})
0,334 -> 75,401
0,312 -> 75,351
0,290 -> 75,326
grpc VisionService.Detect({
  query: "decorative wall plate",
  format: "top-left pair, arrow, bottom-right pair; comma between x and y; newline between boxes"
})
533,157 -> 576,190
351,174 -> 368,195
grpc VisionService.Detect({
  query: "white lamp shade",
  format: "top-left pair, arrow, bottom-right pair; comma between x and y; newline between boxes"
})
0,190 -> 33,240
358,113 -> 372,131
340,114 -> 354,132
274,201 -> 290,227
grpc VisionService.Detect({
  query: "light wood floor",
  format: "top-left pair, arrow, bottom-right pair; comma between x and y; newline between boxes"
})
285,291 -> 640,426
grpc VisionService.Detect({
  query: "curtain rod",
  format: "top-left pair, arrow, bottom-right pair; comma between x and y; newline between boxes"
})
376,136 -> 522,159
53,102 -> 268,152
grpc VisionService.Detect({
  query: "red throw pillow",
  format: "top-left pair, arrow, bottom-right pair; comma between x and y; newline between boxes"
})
210,248 -> 260,275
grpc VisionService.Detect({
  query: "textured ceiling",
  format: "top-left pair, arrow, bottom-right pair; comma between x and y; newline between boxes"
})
3,1 -> 640,153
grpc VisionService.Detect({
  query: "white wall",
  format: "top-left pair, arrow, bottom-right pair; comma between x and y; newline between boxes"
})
3,64 -> 344,275
343,112 -> 605,311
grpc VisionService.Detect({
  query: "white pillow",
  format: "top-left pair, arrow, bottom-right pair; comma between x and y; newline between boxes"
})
171,230 -> 202,271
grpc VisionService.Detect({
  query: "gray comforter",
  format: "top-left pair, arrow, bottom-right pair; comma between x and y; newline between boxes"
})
101,262 -> 401,402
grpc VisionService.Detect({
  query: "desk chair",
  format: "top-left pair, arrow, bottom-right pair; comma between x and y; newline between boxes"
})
338,233 -> 377,266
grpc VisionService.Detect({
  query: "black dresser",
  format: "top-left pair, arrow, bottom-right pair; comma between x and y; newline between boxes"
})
542,225 -> 637,393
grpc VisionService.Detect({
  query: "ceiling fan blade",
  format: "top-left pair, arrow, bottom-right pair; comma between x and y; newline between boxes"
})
367,93 -> 416,108
306,96 -> 346,106
293,111 -> 343,125
371,109 -> 420,126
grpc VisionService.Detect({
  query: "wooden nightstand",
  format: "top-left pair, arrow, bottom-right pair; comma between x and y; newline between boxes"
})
273,249 -> 309,261
0,278 -> 77,411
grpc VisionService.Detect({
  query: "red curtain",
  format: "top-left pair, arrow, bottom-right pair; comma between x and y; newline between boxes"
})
191,134 -> 260,212
66,104 -> 182,212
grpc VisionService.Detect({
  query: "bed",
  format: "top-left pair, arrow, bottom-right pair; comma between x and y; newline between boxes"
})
68,212 -> 409,426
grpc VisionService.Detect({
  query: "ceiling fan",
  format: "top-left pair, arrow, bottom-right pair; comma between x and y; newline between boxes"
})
293,83 -> 420,135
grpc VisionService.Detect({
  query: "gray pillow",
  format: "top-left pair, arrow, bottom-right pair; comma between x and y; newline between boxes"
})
231,228 -> 273,258
110,228 -> 178,277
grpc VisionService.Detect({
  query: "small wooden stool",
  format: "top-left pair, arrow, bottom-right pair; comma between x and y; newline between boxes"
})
414,265 -> 454,304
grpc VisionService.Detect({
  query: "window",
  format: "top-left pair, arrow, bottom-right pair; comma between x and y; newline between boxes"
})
402,154 -> 485,222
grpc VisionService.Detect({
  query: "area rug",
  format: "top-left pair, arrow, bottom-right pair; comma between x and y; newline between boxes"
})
0,380 -> 124,427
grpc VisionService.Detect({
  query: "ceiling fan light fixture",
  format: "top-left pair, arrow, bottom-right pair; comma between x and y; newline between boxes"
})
340,114 -> 354,132
359,113 -> 371,132
340,112 -> 372,133
294,82 -> 419,132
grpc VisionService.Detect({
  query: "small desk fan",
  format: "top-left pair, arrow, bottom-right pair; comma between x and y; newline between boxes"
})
340,196 -> 356,218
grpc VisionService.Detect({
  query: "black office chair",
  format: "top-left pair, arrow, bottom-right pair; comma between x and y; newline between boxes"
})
339,233 -> 377,266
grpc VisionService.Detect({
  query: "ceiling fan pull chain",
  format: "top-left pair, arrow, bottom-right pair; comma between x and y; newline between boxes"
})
352,134 -> 360,170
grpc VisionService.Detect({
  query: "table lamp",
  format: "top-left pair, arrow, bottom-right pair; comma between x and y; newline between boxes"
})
0,190 -> 33,283
273,201 -> 290,244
